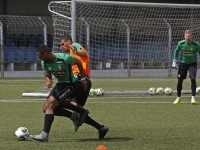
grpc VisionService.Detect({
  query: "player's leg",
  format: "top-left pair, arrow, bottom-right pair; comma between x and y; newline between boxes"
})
30,83 -> 88,141
189,62 -> 197,104
53,78 -> 90,132
30,96 -> 59,142
173,63 -> 187,104
75,79 -> 109,139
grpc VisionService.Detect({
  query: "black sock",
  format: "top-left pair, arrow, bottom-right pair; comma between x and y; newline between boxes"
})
54,106 -> 72,118
43,114 -> 54,134
177,79 -> 183,97
191,79 -> 196,96
60,101 -> 85,113
85,116 -> 102,130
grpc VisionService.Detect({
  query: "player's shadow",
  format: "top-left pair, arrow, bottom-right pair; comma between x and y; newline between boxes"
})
74,137 -> 134,142
49,137 -> 134,143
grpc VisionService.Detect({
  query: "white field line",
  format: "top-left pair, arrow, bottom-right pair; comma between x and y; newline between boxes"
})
0,100 -> 192,104
0,80 -> 44,82
0,96 -> 196,103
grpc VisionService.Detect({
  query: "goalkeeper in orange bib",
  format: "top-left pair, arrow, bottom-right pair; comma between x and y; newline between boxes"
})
172,30 -> 200,104
54,34 -> 109,139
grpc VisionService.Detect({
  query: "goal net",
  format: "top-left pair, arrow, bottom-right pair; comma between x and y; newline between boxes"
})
24,1 -> 200,96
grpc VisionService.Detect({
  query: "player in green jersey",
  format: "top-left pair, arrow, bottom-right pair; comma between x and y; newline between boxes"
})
172,30 -> 200,104
30,45 -> 89,142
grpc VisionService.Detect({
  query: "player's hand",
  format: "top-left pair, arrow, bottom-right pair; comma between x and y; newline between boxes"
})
81,78 -> 87,90
46,83 -> 52,88
172,59 -> 178,70
70,46 -> 77,54
45,79 -> 53,88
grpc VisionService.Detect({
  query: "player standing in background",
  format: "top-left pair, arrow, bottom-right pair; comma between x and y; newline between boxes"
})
172,30 -> 200,104
54,34 -> 109,139
30,45 -> 89,142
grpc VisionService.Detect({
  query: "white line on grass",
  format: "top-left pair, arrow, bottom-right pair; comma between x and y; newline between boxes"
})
0,99 -> 191,104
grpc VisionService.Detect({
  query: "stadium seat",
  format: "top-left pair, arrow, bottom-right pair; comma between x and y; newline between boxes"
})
24,47 -> 38,62
112,44 -> 120,59
15,47 -> 25,62
105,43 -> 113,59
37,34 -> 44,45
28,34 -> 37,47
120,45 -> 128,59
4,47 -> 16,62
19,34 -> 27,47
47,34 -> 53,48
88,46 -> 94,59
94,44 -> 103,59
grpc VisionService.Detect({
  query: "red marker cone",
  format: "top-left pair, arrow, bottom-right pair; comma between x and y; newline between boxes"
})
96,145 -> 107,150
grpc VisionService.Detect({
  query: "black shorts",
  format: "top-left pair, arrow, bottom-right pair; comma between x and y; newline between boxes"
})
72,77 -> 92,106
48,82 -> 76,103
178,62 -> 197,80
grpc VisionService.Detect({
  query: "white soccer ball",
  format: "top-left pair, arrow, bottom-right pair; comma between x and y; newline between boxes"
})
148,87 -> 156,95
156,87 -> 164,95
89,88 -> 95,96
15,127 -> 29,141
94,88 -> 104,96
164,87 -> 173,95
196,87 -> 200,94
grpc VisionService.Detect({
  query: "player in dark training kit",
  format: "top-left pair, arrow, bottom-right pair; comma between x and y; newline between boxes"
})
172,30 -> 200,104
30,45 -> 89,142
56,34 -> 109,139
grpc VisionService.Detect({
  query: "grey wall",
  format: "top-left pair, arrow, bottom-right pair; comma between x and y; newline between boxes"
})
0,0 -> 4,15
2,0 -> 55,16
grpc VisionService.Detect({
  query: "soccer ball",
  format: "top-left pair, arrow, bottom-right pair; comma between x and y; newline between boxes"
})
164,87 -> 173,95
89,88 -> 95,96
156,87 -> 164,95
94,88 -> 104,96
196,87 -> 200,94
148,87 -> 156,95
15,127 -> 29,141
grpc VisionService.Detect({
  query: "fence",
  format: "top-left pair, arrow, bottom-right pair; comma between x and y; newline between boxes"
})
0,15 -> 54,76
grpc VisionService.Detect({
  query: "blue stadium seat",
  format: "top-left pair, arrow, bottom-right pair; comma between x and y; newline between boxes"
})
24,47 -> 38,62
15,47 -> 25,62
94,44 -> 103,59
11,34 -> 17,42
28,34 -> 36,47
4,47 -> 16,62
112,44 -> 120,59
37,34 -> 44,45
88,46 -> 94,59
19,34 -> 27,46
105,43 -> 113,59
47,34 -> 53,48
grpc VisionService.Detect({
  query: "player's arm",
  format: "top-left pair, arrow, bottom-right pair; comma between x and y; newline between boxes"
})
70,45 -> 88,57
41,61 -> 53,88
197,43 -> 200,55
44,72 -> 53,88
73,58 -> 87,90
172,44 -> 180,69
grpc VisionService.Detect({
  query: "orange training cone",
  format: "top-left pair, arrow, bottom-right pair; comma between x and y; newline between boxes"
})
96,145 -> 107,150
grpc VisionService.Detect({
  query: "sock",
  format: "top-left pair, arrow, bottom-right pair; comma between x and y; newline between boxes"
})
60,101 -> 85,113
177,78 -> 183,97
41,131 -> 48,138
43,114 -> 54,134
54,106 -> 72,118
191,79 -> 196,97
85,116 -> 103,130
192,96 -> 195,99
70,112 -> 79,121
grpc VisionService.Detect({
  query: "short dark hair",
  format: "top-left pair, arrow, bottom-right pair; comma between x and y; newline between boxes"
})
59,34 -> 72,43
36,45 -> 51,54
